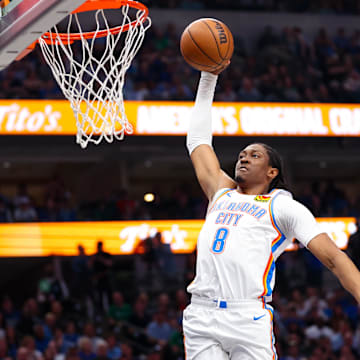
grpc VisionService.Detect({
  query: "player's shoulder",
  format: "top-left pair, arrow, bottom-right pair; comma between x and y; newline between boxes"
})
270,189 -> 310,214
269,188 -> 297,208
269,188 -> 293,199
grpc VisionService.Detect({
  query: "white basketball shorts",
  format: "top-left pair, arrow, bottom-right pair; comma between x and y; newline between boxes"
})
182,296 -> 277,360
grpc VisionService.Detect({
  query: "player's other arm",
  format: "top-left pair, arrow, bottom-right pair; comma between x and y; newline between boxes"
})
275,196 -> 360,304
186,70 -> 235,201
308,234 -> 360,304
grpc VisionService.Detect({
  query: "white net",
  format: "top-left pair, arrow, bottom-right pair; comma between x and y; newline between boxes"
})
38,2 -> 151,148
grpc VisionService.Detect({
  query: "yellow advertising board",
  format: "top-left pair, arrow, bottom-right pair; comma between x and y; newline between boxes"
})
0,100 -> 360,136
0,218 -> 356,257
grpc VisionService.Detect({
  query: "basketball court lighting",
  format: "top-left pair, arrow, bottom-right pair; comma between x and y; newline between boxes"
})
144,193 -> 155,202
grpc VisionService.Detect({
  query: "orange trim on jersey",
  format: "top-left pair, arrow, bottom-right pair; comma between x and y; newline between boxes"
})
261,298 -> 266,309
183,334 -> 187,360
208,189 -> 235,213
265,305 -> 276,360
262,299 -> 276,359
269,317 -> 276,360
269,197 -> 282,247
260,195 -> 283,298
269,194 -> 287,257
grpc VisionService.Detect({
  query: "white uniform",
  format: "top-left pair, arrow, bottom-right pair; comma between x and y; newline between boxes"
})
183,187 -> 323,360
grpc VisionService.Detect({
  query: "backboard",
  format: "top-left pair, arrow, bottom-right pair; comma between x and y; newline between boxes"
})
0,0 -> 87,70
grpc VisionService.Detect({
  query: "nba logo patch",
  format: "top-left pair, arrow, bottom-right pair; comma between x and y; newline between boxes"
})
254,195 -> 271,202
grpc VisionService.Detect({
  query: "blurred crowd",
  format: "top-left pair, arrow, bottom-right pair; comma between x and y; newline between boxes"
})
2,22 -> 360,104
4,0 -> 360,13
1,229 -> 360,359
146,0 -> 360,13
0,177 -> 359,223
0,237 -> 191,360
1,3 -> 360,360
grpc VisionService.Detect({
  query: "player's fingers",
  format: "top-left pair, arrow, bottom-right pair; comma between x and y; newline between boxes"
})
210,60 -> 231,75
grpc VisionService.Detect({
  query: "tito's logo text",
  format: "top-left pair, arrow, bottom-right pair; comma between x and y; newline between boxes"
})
0,104 -> 61,133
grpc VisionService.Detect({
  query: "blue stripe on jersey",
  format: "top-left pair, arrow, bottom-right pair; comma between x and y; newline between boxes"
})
265,260 -> 275,297
264,304 -> 277,360
270,192 -> 286,253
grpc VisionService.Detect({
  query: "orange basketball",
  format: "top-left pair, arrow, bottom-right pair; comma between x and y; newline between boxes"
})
180,18 -> 234,72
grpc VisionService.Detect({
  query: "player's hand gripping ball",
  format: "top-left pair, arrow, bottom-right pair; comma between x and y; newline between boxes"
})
180,18 -> 234,73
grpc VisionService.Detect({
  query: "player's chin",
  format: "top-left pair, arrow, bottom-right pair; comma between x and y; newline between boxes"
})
234,174 -> 245,183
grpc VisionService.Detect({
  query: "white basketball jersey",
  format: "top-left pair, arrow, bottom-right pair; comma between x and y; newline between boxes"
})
187,188 -> 293,302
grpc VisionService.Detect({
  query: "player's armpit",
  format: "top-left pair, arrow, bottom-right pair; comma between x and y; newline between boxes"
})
308,233 -> 360,304
190,144 -> 236,201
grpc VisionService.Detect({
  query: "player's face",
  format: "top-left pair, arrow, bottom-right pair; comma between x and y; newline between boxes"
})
234,144 -> 278,188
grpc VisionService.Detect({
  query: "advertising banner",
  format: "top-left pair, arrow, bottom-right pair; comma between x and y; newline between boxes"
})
0,218 -> 356,257
0,100 -> 359,136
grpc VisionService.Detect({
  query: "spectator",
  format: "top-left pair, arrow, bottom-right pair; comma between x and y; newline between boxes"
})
42,313 -> 56,341
134,236 -> 159,284
90,241 -> 113,312
118,343 -> 133,360
2,296 -> 20,328
128,297 -> 151,329
108,292 -> 132,323
13,198 -> 38,222
78,337 -> 96,360
43,341 -> 57,360
105,334 -> 122,360
34,324 -> 49,353
0,199 -> 12,222
13,183 -> 31,208
21,335 -> 43,360
174,289 -> 188,317
65,347 -> 81,360
63,321 -> 79,352
6,326 -> 18,358
17,298 -> 40,335
94,340 -> 110,360
71,245 -> 92,301
81,324 -> 101,352
153,232 -> 177,285
146,312 -> 172,343
238,77 -> 262,101
216,81 -> 237,102
334,27 -> 350,51
16,347 -> 30,360
0,338 -> 8,359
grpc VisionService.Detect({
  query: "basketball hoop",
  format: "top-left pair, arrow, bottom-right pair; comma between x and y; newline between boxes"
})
37,0 -> 151,148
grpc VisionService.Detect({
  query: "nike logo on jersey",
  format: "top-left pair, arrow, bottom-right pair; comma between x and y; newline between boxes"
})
253,314 -> 266,321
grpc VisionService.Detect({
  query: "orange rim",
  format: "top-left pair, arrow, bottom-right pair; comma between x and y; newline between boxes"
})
40,0 -> 149,45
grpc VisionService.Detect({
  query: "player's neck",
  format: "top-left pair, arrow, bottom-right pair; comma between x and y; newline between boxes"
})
236,183 -> 269,195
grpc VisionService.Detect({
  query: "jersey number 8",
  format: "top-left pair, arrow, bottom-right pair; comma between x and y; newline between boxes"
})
212,227 -> 229,253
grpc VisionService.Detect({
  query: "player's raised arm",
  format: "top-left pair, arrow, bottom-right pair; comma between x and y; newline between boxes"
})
186,70 -> 236,201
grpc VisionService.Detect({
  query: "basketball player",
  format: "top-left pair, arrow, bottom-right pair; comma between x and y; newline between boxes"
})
182,68 -> 360,360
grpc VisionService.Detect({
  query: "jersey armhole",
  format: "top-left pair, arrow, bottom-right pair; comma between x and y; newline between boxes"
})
269,193 -> 287,243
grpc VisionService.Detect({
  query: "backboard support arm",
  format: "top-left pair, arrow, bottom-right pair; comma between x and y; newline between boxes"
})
0,0 -> 86,70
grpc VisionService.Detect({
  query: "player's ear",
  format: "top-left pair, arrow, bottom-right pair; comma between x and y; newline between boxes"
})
267,167 -> 279,181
